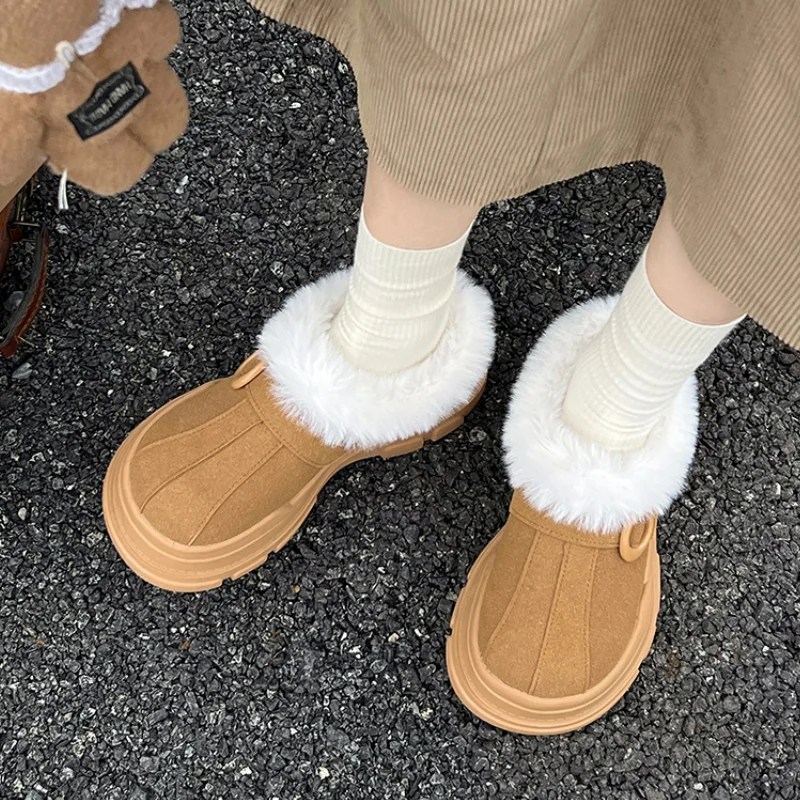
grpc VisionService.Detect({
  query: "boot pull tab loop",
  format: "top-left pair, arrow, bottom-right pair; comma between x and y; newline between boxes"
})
231,353 -> 266,389
619,516 -> 657,562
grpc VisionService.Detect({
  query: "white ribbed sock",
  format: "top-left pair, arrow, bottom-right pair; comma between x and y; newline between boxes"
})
562,248 -> 744,451
331,210 -> 470,373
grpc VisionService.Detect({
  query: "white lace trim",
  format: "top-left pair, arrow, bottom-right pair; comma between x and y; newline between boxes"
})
0,0 -> 160,95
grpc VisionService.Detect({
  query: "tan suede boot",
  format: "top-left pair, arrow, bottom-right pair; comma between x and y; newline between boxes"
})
447,492 -> 659,734
103,269 -> 494,592
447,296 -> 699,734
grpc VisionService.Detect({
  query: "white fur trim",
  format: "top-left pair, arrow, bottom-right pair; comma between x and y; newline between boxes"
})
503,296 -> 698,534
258,269 -> 495,449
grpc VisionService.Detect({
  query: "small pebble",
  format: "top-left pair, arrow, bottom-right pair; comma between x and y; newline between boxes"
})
12,362 -> 33,382
4,290 -> 24,312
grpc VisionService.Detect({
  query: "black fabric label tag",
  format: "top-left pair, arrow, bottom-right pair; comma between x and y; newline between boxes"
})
67,62 -> 150,141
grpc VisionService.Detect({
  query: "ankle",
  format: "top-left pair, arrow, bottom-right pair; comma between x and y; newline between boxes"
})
330,210 -> 468,373
562,250 -> 742,452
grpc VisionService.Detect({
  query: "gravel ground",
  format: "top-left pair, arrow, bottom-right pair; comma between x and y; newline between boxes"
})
2,3 -> 800,799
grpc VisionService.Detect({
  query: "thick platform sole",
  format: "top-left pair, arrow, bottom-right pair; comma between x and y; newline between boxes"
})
446,532 -> 660,735
103,381 -> 485,593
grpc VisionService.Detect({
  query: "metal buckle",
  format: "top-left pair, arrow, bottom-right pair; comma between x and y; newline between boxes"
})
619,516 -> 657,562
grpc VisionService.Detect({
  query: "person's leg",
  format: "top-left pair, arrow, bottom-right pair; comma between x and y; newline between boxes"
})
447,202 -> 746,734
561,204 -> 745,451
361,160 -> 481,248
644,204 -> 743,325
331,160 -> 482,373
103,155 -> 495,591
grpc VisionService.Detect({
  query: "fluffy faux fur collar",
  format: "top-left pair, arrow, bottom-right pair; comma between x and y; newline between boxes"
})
258,269 -> 495,450
503,296 -> 698,534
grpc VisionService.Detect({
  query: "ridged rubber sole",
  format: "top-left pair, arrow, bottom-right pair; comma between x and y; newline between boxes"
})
103,381 -> 485,593
446,532 -> 660,735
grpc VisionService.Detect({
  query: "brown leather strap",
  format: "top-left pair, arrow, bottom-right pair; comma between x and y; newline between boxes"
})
0,179 -> 49,358
0,201 -> 13,275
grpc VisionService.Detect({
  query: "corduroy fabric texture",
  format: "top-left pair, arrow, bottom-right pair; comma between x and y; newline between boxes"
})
247,0 -> 800,349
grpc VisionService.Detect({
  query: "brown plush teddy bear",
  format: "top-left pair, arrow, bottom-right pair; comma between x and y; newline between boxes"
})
0,0 -> 189,197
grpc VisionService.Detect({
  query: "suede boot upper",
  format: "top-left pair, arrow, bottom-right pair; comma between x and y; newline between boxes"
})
478,492 -> 655,699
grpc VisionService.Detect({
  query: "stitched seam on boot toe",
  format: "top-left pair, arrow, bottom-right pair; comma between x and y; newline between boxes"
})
484,531 -> 541,656
138,398 -> 250,454
248,393 -> 337,468
583,550 -> 598,693
528,542 -> 569,695
140,421 -> 261,511
186,443 -> 283,545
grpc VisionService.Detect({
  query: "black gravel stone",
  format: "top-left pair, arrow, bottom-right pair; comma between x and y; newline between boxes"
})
1,2 -> 799,799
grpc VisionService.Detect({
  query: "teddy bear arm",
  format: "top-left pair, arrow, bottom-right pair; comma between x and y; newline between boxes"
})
127,60 -> 189,155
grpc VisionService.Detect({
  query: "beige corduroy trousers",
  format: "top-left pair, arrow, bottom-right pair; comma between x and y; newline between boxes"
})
248,0 -> 800,348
